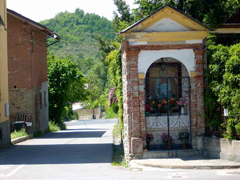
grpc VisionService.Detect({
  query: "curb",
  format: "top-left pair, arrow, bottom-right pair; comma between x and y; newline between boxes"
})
130,162 -> 240,170
11,134 -> 33,145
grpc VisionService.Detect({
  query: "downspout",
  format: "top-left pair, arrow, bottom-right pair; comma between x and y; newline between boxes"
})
47,34 -> 61,47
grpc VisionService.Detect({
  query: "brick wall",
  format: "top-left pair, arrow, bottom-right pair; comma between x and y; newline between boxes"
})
7,14 -> 49,133
122,40 -> 207,161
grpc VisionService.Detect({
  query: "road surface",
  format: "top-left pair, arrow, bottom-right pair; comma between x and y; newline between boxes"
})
0,119 -> 240,180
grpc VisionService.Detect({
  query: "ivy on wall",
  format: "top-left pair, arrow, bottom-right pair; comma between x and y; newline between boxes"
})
206,43 -> 240,139
106,49 -> 124,130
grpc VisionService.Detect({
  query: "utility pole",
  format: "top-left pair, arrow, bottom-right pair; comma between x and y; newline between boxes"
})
0,0 -> 10,147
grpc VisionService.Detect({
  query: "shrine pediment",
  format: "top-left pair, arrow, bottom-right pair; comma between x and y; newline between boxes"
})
121,6 -> 210,41
142,17 -> 190,32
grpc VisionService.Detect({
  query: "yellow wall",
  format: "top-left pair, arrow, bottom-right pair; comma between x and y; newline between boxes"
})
0,0 -> 9,123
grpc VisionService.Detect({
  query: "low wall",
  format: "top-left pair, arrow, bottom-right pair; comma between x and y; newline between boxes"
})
75,108 -> 101,120
203,137 -> 240,162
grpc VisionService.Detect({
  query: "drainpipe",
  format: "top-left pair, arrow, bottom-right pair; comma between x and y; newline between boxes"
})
47,34 -> 61,47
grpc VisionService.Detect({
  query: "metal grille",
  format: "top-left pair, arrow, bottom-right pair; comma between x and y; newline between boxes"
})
145,62 -> 191,150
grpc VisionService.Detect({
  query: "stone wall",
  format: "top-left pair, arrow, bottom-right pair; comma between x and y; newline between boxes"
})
9,88 -> 34,131
203,137 -> 240,162
75,108 -> 101,120
121,41 -> 207,161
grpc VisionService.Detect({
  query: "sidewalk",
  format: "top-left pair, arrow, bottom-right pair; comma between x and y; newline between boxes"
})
130,156 -> 240,170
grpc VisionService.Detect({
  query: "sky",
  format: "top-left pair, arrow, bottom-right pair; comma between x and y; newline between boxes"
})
7,0 -> 138,22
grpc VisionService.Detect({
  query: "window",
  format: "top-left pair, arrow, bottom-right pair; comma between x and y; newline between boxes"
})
44,91 -> 47,107
40,93 -> 42,109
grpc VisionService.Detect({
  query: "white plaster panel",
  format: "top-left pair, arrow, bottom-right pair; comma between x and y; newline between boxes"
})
40,81 -> 49,132
186,39 -> 203,44
144,17 -> 190,32
129,40 -> 202,46
129,41 -> 148,46
138,49 -> 195,76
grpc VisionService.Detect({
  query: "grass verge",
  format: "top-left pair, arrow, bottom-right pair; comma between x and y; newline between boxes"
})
47,121 -> 66,133
113,123 -> 121,137
112,144 -> 128,167
48,121 -> 61,132
112,123 -> 128,167
11,129 -> 28,140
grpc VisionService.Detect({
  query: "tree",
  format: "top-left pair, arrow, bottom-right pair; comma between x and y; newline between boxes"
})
132,0 -> 240,28
82,61 -> 108,109
47,53 -> 86,123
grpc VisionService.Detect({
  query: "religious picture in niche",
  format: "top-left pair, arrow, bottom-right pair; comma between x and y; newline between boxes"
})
148,64 -> 179,99
146,63 -> 181,115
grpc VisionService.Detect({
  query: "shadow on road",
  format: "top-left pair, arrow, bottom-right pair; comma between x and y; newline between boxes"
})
0,130 -> 113,165
0,144 -> 113,165
65,128 -> 109,131
37,131 -> 106,139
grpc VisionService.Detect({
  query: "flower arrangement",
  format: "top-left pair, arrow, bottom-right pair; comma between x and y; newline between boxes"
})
177,98 -> 188,107
108,87 -> 118,106
147,133 -> 154,142
161,133 -> 175,146
151,99 -> 167,114
169,97 -> 177,111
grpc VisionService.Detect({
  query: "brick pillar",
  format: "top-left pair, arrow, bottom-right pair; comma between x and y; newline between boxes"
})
128,50 -> 143,159
138,74 -> 146,147
191,49 -> 206,148
122,41 -> 132,162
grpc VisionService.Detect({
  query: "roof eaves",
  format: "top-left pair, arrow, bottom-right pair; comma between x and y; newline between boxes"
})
7,8 -> 60,40
120,5 -> 212,34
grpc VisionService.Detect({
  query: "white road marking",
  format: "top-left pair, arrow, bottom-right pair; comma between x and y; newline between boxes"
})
6,164 -> 25,177
167,173 -> 187,179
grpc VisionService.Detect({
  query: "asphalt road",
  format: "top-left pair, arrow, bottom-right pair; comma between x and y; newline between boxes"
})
0,119 -> 240,180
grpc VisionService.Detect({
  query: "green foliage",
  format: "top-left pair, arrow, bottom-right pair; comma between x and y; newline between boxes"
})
48,121 -> 61,132
41,9 -> 115,60
62,105 -> 78,120
47,121 -> 66,132
112,145 -> 128,167
130,0 -> 240,29
106,49 -> 123,129
206,43 -> 240,139
105,103 -> 119,119
47,53 -> 86,123
184,0 -> 239,28
113,123 -> 121,137
11,129 -> 28,140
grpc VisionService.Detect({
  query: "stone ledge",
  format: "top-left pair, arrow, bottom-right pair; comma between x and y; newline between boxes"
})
143,149 -> 201,159
11,134 -> 33,145
130,157 -> 240,170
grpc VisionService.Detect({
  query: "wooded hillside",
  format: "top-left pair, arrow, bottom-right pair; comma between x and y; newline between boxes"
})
41,8 -> 115,61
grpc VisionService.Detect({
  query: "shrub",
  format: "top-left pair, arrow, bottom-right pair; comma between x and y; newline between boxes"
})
11,129 -> 28,140
206,43 -> 240,139
48,121 -> 61,132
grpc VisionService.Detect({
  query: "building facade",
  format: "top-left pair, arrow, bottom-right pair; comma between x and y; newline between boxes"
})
0,0 -> 10,148
120,6 -> 210,161
7,9 -> 60,133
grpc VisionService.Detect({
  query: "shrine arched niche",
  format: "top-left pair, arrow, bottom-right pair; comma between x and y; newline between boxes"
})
145,57 -> 191,150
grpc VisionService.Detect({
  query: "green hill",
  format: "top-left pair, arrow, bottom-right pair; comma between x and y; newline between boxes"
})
41,8 -> 115,60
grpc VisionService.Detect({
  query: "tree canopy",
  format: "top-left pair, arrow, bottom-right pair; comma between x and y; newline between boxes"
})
47,53 -> 86,123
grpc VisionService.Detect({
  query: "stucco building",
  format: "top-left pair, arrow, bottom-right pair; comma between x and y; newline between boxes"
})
7,9 -> 60,133
120,6 -> 210,161
0,0 -> 10,148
